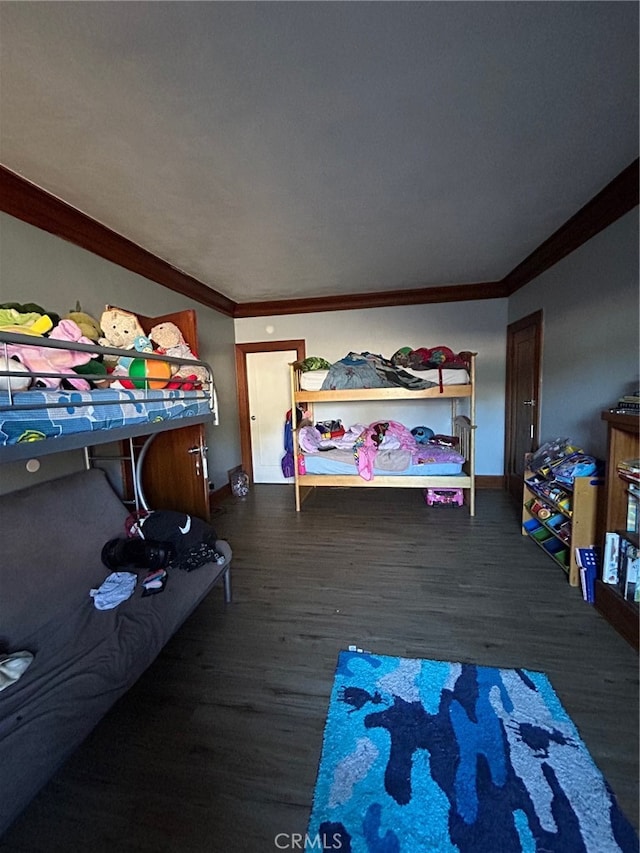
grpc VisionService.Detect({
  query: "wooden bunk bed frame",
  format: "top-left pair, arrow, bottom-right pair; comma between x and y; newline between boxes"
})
290,353 -> 477,515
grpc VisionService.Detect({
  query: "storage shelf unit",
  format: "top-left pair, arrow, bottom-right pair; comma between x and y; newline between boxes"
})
595,411 -> 639,650
522,470 -> 601,587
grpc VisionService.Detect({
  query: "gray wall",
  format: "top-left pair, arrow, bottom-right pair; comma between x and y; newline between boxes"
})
235,300 -> 508,476
508,208 -> 639,460
0,213 -> 241,495
1,204 -> 638,492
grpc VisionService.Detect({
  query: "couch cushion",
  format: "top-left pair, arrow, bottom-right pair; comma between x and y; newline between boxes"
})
0,468 -> 129,649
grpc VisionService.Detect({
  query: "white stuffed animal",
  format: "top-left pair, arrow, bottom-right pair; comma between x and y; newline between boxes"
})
149,322 -> 208,384
98,306 -> 145,351
0,356 -> 31,392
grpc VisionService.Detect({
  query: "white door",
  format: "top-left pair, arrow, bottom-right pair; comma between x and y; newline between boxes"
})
246,349 -> 297,483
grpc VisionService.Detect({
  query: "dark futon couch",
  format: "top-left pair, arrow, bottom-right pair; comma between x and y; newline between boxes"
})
0,467 -> 231,835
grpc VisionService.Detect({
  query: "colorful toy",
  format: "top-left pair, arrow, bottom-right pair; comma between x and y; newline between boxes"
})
128,357 -> 172,389
424,488 -> 464,507
411,425 -> 434,444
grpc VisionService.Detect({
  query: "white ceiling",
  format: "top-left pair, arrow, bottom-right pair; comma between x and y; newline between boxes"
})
1,2 -> 638,305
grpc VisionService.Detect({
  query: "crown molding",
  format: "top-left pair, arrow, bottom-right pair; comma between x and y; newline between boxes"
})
2,158 -> 637,317
0,166 -> 237,317
502,158 -> 639,295
233,280 -> 507,318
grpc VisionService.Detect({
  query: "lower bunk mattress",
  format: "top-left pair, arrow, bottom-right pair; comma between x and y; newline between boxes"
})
0,387 -> 212,447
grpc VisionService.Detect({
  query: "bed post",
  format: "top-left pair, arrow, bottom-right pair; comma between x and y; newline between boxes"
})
290,363 -> 301,511
469,352 -> 477,516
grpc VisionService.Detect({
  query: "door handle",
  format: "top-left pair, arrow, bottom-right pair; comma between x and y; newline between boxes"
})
251,415 -> 256,420
187,444 -> 209,480
523,400 -> 536,406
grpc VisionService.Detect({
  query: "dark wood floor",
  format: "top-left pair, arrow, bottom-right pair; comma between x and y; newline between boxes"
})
2,486 -> 638,851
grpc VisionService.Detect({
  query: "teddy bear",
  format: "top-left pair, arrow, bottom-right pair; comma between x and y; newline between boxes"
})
97,305 -> 148,379
148,321 -> 208,386
98,306 -> 145,351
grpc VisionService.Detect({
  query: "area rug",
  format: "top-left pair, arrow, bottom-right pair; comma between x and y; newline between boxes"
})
307,651 -> 638,852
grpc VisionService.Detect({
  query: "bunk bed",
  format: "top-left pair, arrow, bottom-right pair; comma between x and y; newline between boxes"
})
0,308 -> 217,516
0,334 -> 216,461
0,307 -> 231,834
290,351 -> 477,515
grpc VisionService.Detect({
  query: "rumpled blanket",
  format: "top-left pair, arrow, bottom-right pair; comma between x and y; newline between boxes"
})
320,352 -> 437,391
353,420 -> 418,480
299,420 -> 465,480
298,423 -> 366,453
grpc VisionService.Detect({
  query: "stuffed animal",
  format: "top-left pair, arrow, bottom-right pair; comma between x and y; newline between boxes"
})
149,321 -> 208,385
0,302 -> 60,326
411,426 -> 435,444
98,306 -> 145,351
64,302 -> 103,341
5,318 -> 98,391
0,356 -> 31,392
0,307 -> 53,336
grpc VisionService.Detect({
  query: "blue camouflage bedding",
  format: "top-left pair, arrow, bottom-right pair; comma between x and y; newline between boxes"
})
0,387 -> 211,447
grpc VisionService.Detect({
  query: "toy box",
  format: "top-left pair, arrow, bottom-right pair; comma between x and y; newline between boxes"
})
424,488 -> 464,507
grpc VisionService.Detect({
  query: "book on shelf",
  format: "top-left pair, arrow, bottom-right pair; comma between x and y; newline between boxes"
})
613,393 -> 640,413
617,458 -> 640,476
602,532 -> 621,585
626,489 -> 639,534
575,547 -> 599,603
620,541 -> 639,603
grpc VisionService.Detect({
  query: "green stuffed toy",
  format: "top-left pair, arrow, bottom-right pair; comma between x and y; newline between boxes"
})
63,302 -> 103,341
0,302 -> 61,329
0,307 -> 53,335
63,303 -> 106,387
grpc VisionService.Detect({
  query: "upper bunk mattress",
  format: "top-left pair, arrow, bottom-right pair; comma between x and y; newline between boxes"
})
300,366 -> 470,391
0,387 -> 212,447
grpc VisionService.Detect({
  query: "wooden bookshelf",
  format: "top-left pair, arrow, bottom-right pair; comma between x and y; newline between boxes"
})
522,471 -> 601,587
595,411 -> 639,650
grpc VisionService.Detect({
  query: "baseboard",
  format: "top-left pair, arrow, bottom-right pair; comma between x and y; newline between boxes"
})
210,482 -> 232,507
476,475 -> 505,489
210,474 -> 504,499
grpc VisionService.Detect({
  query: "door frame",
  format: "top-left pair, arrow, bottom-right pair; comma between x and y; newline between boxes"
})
504,310 -> 543,499
235,340 -> 306,482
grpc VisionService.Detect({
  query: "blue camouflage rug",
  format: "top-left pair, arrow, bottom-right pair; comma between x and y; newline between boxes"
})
307,651 -> 638,852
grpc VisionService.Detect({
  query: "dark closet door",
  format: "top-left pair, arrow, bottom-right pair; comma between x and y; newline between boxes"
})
137,308 -> 211,521
139,423 -> 210,520
504,311 -> 542,504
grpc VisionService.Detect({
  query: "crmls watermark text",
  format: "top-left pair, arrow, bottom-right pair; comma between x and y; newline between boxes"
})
274,832 -> 343,850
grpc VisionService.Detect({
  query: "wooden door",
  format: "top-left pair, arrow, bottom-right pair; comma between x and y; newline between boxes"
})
132,308 -> 211,520
235,340 -> 306,482
504,311 -> 542,503
138,423 -> 210,519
